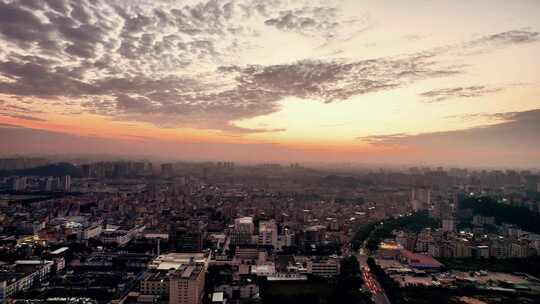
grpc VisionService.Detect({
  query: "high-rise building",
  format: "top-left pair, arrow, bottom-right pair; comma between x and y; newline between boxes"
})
43,177 -> 55,192
472,215 -> 495,226
303,225 -> 326,248
258,220 -> 278,248
410,187 -> 431,211
306,257 -> 340,278
11,177 -> 27,191
234,217 -> 254,234
442,219 -> 455,232
169,263 -> 205,304
453,240 -> 472,258
525,175 -> 540,192
81,164 -> 92,177
277,228 -> 294,251
490,241 -> 509,259
431,200 -> 453,219
59,175 -> 71,192
133,162 -> 146,175
230,217 -> 254,246
162,163 -> 174,176
169,227 -> 203,253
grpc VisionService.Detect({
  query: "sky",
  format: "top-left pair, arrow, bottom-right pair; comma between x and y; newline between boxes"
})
0,0 -> 539,167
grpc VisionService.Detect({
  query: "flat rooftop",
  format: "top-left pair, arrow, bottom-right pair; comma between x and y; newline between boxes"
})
51,247 -> 69,255
212,292 -> 224,302
148,253 -> 208,271
176,264 -> 204,280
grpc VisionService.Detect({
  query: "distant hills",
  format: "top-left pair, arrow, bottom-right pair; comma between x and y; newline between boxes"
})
0,162 -> 82,177
319,174 -> 373,187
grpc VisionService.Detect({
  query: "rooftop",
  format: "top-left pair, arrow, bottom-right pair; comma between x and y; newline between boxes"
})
401,250 -> 443,268
175,263 -> 204,280
50,247 -> 69,255
235,217 -> 253,224
148,253 -> 208,271
212,292 -> 224,302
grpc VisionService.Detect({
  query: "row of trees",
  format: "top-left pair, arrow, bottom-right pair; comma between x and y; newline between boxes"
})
352,211 -> 440,252
366,257 -> 402,303
351,222 -> 377,251
331,256 -> 373,303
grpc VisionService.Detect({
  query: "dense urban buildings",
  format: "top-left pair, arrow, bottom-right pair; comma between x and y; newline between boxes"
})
0,157 -> 539,303
0,1 -> 539,303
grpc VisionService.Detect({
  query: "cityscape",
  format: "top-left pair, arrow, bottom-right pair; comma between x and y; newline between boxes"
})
1,1 -> 540,304
0,159 -> 539,303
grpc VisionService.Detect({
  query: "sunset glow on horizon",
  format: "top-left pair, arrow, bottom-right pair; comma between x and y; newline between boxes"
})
0,0 -> 539,166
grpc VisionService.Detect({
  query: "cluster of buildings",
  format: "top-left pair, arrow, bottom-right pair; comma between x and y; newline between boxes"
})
81,162 -> 154,178
372,241 -> 540,297
2,176 -> 71,192
0,159 -> 538,303
0,248 -> 68,303
0,158 -> 49,171
394,222 -> 540,260
364,187 -> 540,301
390,185 -> 540,260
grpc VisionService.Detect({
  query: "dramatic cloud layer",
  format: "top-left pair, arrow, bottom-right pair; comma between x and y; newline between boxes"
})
0,0 -> 538,133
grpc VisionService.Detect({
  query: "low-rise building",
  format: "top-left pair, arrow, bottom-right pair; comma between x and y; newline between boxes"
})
0,260 -> 54,302
306,257 -> 340,278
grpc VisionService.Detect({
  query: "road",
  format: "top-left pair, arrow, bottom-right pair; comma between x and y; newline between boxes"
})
356,251 -> 391,304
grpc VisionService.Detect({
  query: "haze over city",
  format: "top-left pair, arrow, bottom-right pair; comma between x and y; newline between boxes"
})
2,2 -> 540,304
0,0 -> 538,167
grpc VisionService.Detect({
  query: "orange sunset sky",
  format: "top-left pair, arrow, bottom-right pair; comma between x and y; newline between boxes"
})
0,0 -> 539,166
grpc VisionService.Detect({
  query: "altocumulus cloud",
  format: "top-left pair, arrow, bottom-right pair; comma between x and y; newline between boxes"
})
0,0 -> 538,133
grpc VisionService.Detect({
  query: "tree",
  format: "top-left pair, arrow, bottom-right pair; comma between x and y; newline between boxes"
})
366,238 -> 379,252
330,256 -> 372,303
340,256 -> 361,277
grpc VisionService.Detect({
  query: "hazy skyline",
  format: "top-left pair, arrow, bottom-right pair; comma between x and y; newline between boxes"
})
0,0 -> 539,166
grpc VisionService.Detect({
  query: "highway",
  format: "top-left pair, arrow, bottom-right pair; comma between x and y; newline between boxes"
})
361,265 -> 391,304
356,250 -> 391,304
